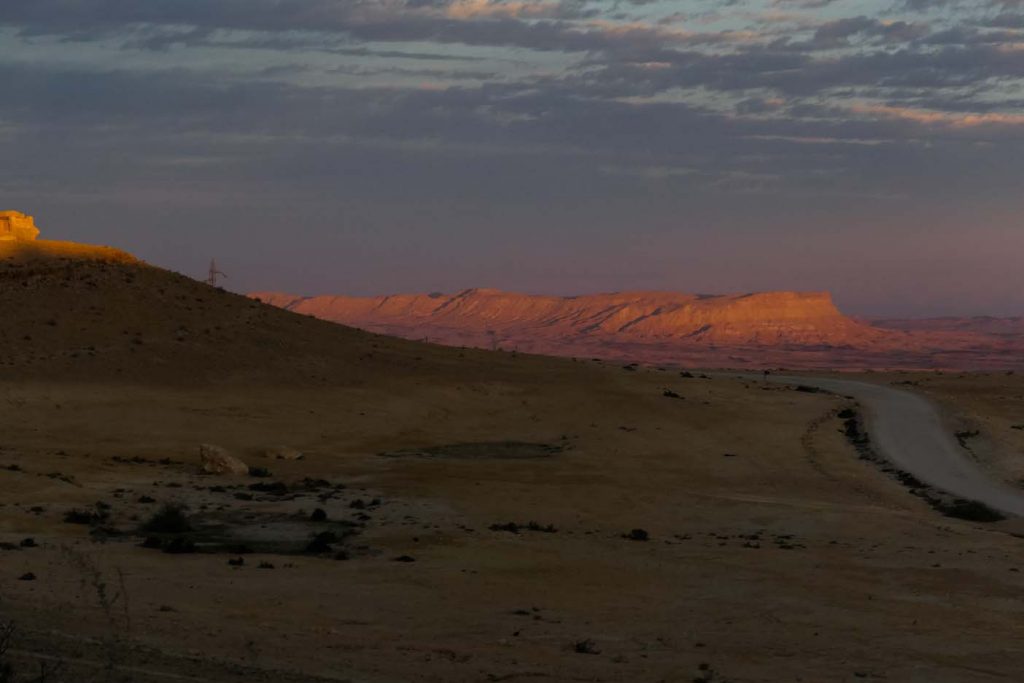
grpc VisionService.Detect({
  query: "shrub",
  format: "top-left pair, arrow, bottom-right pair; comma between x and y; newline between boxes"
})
63,507 -> 105,525
141,504 -> 191,534
248,481 -> 288,495
304,532 -> 338,554
932,498 -> 1005,523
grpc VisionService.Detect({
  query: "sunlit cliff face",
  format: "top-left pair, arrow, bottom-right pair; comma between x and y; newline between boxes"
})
0,211 -> 39,242
251,286 -> 1024,370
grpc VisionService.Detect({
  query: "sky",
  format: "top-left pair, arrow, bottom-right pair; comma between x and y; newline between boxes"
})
1,0 -> 1022,317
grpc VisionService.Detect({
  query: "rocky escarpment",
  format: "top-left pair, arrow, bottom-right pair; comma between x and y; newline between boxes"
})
251,288 -> 1024,369
252,288 -> 897,354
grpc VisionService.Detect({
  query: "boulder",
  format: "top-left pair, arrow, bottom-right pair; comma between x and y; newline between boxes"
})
199,444 -> 248,475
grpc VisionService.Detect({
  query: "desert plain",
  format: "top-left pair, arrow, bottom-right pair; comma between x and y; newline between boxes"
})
2,241 -> 1024,682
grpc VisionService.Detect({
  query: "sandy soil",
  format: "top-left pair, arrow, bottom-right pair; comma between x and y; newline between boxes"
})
3,243 -> 1024,682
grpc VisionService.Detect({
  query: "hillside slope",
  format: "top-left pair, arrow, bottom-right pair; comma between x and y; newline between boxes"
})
0,240 -> 498,386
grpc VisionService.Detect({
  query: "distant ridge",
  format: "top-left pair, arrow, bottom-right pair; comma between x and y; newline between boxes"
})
252,288 -> 885,343
251,288 -> 1024,370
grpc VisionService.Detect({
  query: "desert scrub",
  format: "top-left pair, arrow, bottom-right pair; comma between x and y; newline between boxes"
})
140,503 -> 191,534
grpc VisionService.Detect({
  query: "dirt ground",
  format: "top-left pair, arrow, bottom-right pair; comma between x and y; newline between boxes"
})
3,243 -> 1024,682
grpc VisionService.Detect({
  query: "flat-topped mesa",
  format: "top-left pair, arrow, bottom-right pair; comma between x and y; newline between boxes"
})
0,211 -> 40,241
252,288 -> 889,349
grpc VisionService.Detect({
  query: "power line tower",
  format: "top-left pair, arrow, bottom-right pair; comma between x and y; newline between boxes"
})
206,259 -> 228,287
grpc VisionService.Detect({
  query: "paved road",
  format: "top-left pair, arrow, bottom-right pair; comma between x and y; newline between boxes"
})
766,375 -> 1024,517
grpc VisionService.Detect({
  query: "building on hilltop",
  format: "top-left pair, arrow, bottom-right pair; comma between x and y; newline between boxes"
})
0,211 -> 40,241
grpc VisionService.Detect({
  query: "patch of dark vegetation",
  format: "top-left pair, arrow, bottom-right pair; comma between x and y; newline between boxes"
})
141,504 -> 191,534
112,455 -> 147,464
841,410 -> 871,450
794,385 -> 828,394
137,495 -> 156,504
955,430 -> 981,448
248,466 -> 272,478
63,504 -> 108,526
137,509 -> 361,556
573,639 -> 600,655
662,389 -> 683,399
111,455 -> 184,466
46,472 -> 76,485
680,371 -> 695,378
304,531 -> 340,554
893,470 -> 926,488
393,555 -> 416,562
298,478 -> 336,490
1012,425 -> 1024,431
624,528 -> 649,541
489,521 -> 558,534
925,497 -> 1005,523
310,508 -> 328,522
248,481 -> 288,495
841,407 -> 1006,523
379,441 -> 565,460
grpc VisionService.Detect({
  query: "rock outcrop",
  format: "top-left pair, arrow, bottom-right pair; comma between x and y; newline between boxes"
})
0,211 -> 40,241
199,444 -> 249,475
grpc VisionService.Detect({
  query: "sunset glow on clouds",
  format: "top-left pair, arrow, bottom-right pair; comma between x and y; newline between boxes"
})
0,0 -> 1022,315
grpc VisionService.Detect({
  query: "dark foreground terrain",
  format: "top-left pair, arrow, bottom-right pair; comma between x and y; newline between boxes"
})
3,241 -> 1024,682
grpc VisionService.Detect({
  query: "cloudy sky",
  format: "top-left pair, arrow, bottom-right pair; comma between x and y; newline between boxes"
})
1,0 -> 1022,316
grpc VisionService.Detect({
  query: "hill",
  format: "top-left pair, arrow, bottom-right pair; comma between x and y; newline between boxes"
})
0,239 -> 487,386
874,316 -> 1024,336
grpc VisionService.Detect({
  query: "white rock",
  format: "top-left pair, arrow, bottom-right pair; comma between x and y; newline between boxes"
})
199,444 -> 248,475
266,446 -> 304,461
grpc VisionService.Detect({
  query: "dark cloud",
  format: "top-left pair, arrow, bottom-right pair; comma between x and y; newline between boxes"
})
0,0 -> 1021,314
